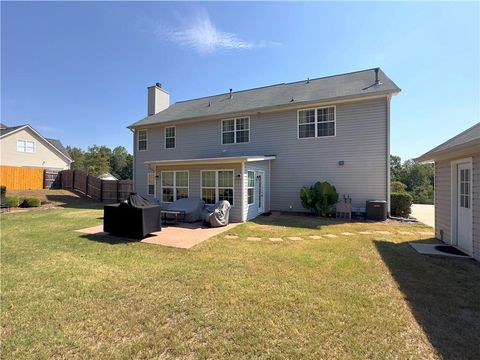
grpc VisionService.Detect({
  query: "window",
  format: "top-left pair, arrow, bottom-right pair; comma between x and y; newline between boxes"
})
16,140 -> 35,153
161,171 -> 189,203
222,117 -> 249,144
201,170 -> 234,206
247,171 -> 255,205
147,173 -> 156,196
138,130 -> 147,151
165,126 -> 175,149
298,106 -> 335,138
459,168 -> 470,209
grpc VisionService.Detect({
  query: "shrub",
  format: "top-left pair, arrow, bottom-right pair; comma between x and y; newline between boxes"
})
390,192 -> 412,217
0,185 -> 6,196
300,181 -> 339,216
21,197 -> 41,208
391,181 -> 407,193
5,196 -> 19,208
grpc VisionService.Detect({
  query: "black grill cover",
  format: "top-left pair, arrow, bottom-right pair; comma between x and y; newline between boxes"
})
104,193 -> 161,239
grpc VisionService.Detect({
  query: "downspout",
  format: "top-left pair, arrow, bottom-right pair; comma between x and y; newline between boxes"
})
386,95 -> 391,215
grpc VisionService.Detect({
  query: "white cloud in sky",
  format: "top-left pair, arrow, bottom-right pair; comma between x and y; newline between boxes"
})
157,10 -> 278,55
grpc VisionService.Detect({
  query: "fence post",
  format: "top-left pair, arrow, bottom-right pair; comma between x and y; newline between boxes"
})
116,180 -> 119,202
72,170 -> 76,191
100,180 -> 103,202
86,175 -> 89,196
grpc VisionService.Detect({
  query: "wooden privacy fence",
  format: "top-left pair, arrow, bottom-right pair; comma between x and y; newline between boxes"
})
0,166 -> 44,190
61,170 -> 132,202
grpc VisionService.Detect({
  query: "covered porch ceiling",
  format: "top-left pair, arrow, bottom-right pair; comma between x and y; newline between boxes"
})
144,155 -> 276,167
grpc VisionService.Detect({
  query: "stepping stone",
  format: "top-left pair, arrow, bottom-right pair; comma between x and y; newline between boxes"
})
287,236 -> 303,241
247,237 -> 262,241
398,231 -> 413,235
375,231 -> 391,235
324,234 -> 337,238
341,232 -> 355,236
418,231 -> 435,236
269,237 -> 283,242
358,231 -> 372,235
224,235 -> 238,239
309,235 -> 322,239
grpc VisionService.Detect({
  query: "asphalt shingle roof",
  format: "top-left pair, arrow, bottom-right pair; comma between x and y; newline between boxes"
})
45,138 -> 71,160
129,68 -> 400,128
417,123 -> 480,161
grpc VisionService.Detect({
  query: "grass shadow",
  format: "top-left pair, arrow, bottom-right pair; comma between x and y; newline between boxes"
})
374,240 -> 480,359
78,232 -> 144,245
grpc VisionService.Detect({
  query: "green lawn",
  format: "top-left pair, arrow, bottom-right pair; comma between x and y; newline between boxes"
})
1,206 -> 479,359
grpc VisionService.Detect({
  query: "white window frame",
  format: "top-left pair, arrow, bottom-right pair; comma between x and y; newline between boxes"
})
297,105 -> 336,139
160,170 -> 189,203
16,139 -> 35,153
200,169 -> 235,206
221,117 -> 250,145
247,171 -> 255,205
138,129 -> 148,151
147,172 -> 156,196
165,126 -> 176,149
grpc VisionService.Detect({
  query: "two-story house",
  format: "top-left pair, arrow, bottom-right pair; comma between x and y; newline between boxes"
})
129,68 -> 400,222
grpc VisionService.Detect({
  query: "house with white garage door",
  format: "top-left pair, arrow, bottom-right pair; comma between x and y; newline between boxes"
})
129,68 -> 401,222
417,123 -> 479,260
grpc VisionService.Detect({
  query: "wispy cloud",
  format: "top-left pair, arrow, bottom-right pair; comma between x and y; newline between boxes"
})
157,10 -> 278,55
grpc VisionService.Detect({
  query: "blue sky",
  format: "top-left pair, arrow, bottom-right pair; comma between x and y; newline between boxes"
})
2,1 -> 479,161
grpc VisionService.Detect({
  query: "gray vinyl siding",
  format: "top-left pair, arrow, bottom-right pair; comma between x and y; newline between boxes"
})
434,160 -> 451,244
152,163 -> 243,222
134,96 -> 389,214
473,153 -> 479,261
244,161 -> 270,220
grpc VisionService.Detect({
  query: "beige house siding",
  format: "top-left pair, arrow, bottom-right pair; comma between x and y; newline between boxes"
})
435,152 -> 480,261
435,160 -> 451,244
151,163 -> 244,222
0,128 -> 70,170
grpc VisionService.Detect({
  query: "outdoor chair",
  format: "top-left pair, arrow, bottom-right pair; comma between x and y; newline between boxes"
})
201,200 -> 231,227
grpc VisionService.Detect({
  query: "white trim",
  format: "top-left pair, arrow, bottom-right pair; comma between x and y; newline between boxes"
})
147,171 -> 156,197
160,170 -> 189,203
200,169 -> 235,207
450,157 -> 473,254
386,95 -> 391,213
138,129 -> 148,151
145,155 -> 275,166
297,105 -> 336,140
241,162 -> 246,221
257,170 -> 265,214
164,126 -> 176,149
221,116 -> 250,145
247,170 -> 255,205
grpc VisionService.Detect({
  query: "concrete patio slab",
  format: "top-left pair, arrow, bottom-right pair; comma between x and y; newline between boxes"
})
75,223 -> 239,249
341,232 -> 355,236
308,235 -> 322,239
287,236 -> 302,241
409,243 -> 471,259
247,236 -> 262,241
269,237 -> 283,242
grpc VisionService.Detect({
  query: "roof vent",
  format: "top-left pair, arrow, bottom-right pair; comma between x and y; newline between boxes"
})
374,68 -> 382,86
208,101 -> 211,107
290,97 -> 295,102
306,78 -> 310,84
229,88 -> 233,99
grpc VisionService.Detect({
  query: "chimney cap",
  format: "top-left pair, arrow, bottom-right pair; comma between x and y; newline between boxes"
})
156,82 -> 162,88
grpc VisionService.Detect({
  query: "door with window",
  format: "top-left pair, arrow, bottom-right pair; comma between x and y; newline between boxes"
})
457,162 -> 472,253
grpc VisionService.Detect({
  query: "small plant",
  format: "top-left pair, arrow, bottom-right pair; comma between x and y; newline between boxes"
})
21,197 -> 41,208
5,196 -> 19,208
300,181 -> 339,216
390,192 -> 412,217
0,185 -> 6,197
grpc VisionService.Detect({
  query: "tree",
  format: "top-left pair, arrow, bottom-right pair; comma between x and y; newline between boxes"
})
390,155 -> 404,182
67,146 -> 85,171
110,146 -> 131,179
84,145 -> 111,176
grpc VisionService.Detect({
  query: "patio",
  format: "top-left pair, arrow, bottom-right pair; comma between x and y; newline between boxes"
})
76,222 -> 239,249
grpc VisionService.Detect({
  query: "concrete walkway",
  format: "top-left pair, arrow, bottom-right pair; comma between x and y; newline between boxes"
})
411,204 -> 435,228
76,222 -> 239,249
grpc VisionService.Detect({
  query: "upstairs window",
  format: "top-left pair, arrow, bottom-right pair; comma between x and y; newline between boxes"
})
298,106 -> 335,138
247,171 -> 255,205
222,117 -> 249,144
138,130 -> 147,151
17,140 -> 35,153
165,126 -> 175,149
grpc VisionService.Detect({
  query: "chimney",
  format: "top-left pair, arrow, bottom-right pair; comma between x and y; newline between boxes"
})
374,68 -> 382,86
229,88 -> 233,99
147,83 -> 170,116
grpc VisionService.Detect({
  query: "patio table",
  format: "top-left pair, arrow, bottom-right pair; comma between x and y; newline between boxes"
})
161,210 -> 186,225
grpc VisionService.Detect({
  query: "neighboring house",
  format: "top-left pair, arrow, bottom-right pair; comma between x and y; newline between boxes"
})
417,123 -> 479,260
129,68 -> 401,222
0,123 -> 72,170
99,173 -> 118,181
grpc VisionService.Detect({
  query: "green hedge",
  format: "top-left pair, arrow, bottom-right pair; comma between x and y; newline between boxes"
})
5,196 -> 19,208
21,197 -> 41,208
390,192 -> 412,217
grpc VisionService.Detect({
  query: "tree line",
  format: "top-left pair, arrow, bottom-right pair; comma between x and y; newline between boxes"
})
390,155 -> 434,204
66,145 -> 133,180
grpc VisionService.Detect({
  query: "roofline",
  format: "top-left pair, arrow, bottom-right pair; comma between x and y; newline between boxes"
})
128,90 -> 399,130
144,155 -> 276,166
416,138 -> 480,162
0,124 -> 73,162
